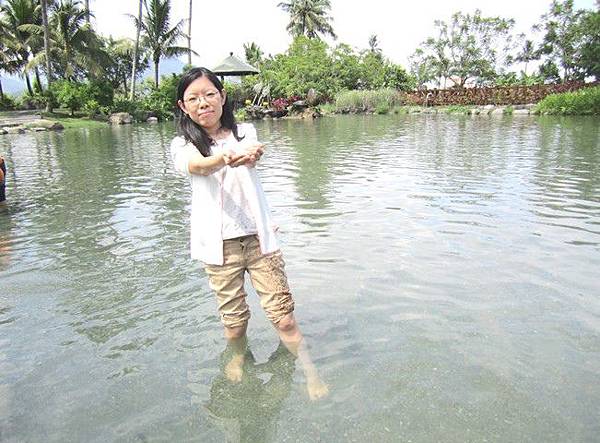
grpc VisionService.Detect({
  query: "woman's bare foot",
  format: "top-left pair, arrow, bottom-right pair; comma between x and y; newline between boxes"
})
307,375 -> 329,400
224,353 -> 244,382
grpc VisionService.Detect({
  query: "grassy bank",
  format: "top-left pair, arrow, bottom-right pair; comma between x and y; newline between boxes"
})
40,110 -> 111,129
534,86 -> 600,115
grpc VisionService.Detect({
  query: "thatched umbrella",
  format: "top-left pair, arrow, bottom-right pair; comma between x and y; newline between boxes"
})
212,52 -> 259,81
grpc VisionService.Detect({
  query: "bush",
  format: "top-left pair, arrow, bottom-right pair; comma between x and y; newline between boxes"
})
16,92 -> 50,110
534,85 -> 600,115
223,81 -> 253,110
140,74 -> 180,120
82,99 -> 101,118
0,94 -> 17,111
50,80 -> 86,115
334,89 -> 403,112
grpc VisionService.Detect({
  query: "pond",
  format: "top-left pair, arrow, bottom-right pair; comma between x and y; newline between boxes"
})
1,114 -> 599,442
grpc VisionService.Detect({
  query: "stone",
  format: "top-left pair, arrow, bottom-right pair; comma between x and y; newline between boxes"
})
0,128 -> 7,135
23,119 -> 64,130
306,88 -> 318,106
108,112 -> 133,125
146,116 -> 159,123
483,104 -> 495,111
3,126 -> 25,134
513,109 -> 530,115
32,127 -> 48,131
490,108 -> 505,115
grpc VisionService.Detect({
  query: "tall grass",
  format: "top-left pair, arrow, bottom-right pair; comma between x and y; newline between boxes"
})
534,86 -> 600,115
334,89 -> 404,114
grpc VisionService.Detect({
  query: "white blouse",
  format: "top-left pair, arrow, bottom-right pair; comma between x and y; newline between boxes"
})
170,123 -> 279,265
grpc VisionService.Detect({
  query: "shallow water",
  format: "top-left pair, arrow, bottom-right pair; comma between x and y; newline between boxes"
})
1,114 -> 599,442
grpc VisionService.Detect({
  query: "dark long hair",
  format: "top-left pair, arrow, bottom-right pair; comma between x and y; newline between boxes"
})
175,67 -> 243,157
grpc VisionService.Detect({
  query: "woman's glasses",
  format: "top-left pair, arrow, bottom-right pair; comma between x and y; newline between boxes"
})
183,91 -> 221,107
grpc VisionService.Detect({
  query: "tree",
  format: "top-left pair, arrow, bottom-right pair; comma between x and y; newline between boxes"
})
576,9 -> 600,80
408,48 -> 438,89
277,0 -> 337,40
243,41 -> 264,67
535,0 -> 585,82
368,34 -> 381,55
411,10 -> 515,88
104,36 -> 148,93
25,0 -> 109,81
515,35 -> 538,75
0,0 -> 41,95
135,0 -> 190,87
187,0 -> 192,65
40,0 -> 53,111
129,0 -> 143,99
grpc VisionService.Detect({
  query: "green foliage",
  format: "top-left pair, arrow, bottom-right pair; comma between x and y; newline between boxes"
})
16,91 -> 49,110
334,89 -> 403,112
504,105 -> 514,115
254,36 -> 413,102
534,86 -> 600,115
577,10 -> 600,80
223,81 -> 253,110
410,9 -> 515,87
494,72 -> 545,86
137,0 -> 191,86
234,108 -> 247,121
444,105 -> 471,114
140,73 -> 180,120
49,79 -> 114,116
51,80 -> 86,115
536,0 -> 586,81
0,94 -> 17,110
278,0 -> 337,39
82,99 -> 101,118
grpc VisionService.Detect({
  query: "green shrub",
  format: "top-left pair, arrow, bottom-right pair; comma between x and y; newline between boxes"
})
82,99 -> 101,118
50,80 -> 86,115
224,81 -> 253,110
0,94 -> 17,110
140,74 -> 180,120
534,86 -> 600,115
334,88 -> 403,112
445,105 -> 471,114
375,103 -> 390,114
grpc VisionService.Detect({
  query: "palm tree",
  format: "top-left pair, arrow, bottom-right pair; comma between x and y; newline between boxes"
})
26,0 -> 108,80
129,0 -> 143,99
368,34 -> 381,54
515,35 -> 538,75
243,41 -> 263,67
84,0 -> 90,23
135,0 -> 191,87
187,0 -> 192,65
40,0 -> 52,111
0,0 -> 41,95
277,0 -> 337,40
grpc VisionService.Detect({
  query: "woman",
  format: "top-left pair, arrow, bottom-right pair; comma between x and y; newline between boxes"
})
170,67 -> 328,400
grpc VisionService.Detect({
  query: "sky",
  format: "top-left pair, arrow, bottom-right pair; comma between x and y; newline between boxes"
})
1,0 -> 597,92
91,0 -> 597,69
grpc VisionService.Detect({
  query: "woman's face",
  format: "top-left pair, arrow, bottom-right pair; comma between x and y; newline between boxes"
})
178,75 -> 226,133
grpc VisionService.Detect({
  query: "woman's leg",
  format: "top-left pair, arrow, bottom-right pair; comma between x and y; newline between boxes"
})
247,245 -> 328,400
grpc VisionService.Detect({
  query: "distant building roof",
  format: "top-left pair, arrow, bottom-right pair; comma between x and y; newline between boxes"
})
212,53 -> 259,76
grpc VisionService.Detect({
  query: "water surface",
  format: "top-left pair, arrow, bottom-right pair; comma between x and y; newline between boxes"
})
1,114 -> 599,442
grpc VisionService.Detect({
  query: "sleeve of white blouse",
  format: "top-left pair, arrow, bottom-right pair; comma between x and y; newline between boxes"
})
170,136 -> 197,177
240,123 -> 258,142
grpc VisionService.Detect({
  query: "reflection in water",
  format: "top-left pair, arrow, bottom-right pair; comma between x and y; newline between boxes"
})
204,341 -> 296,443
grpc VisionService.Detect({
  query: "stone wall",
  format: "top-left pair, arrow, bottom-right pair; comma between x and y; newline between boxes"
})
402,82 -> 599,106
